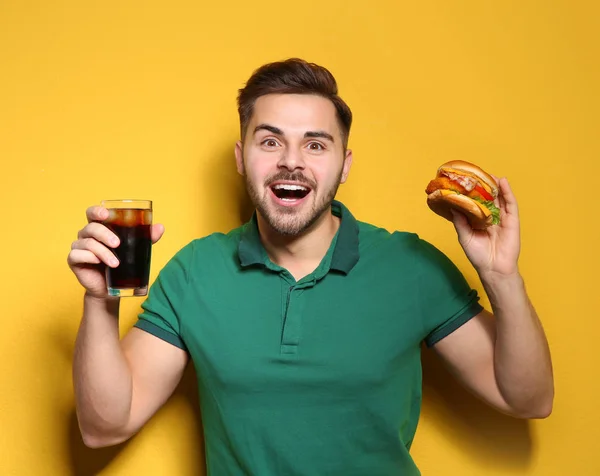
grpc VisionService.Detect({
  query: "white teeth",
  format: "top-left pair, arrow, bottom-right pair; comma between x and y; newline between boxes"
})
272,184 -> 308,191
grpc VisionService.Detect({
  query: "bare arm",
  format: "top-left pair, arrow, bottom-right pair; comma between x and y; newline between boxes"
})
69,205 -> 188,448
73,295 -> 188,447
432,273 -> 553,418
433,177 -> 553,418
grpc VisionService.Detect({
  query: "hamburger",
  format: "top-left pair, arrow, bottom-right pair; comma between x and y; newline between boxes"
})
425,160 -> 501,229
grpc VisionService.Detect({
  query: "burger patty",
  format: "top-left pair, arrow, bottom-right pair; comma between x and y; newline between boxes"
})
425,177 -> 467,195
425,176 -> 490,201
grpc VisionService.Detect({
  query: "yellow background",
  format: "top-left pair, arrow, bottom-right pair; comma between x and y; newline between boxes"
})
1,1 -> 598,474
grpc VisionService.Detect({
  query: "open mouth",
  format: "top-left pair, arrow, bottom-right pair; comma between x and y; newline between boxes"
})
270,183 -> 311,202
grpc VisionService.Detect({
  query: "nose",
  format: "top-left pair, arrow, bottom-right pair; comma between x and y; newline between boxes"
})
277,146 -> 305,171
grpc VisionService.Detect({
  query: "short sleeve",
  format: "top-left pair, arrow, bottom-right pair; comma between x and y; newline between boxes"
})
134,241 -> 195,351
413,238 -> 484,347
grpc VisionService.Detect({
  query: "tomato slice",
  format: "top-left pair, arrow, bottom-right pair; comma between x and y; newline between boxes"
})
475,184 -> 494,201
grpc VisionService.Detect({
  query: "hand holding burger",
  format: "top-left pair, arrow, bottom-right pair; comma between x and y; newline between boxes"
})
425,160 -> 522,278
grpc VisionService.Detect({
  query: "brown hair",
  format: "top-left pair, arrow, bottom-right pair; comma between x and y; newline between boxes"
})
237,58 -> 353,148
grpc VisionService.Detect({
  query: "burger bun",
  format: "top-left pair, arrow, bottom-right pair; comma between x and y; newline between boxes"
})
427,190 -> 493,230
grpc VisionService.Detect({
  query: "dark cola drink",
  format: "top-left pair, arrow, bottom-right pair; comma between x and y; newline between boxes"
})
101,200 -> 152,297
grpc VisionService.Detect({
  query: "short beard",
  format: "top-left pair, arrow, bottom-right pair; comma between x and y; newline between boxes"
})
245,168 -> 343,237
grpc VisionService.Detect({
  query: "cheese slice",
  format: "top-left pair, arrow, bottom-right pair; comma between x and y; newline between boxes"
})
473,200 -> 492,217
439,189 -> 492,217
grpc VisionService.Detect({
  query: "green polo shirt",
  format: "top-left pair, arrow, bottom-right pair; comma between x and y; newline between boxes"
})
135,200 -> 483,476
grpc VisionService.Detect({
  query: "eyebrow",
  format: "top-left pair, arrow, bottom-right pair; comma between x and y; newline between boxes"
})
254,124 -> 284,136
253,124 -> 335,143
304,130 -> 335,143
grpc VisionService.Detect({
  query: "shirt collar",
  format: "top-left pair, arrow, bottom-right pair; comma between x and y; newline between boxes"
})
238,200 -> 359,274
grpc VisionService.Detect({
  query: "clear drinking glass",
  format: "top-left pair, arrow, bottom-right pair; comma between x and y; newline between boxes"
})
101,199 -> 153,297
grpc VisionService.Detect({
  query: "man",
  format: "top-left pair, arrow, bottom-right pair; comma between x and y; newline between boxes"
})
68,58 -> 553,475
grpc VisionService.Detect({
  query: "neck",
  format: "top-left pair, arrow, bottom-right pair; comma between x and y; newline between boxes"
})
257,207 -> 340,280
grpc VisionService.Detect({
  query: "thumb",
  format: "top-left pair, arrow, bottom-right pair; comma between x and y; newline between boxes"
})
450,209 -> 471,240
151,223 -> 165,244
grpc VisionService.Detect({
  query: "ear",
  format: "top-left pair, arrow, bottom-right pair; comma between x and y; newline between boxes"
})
340,149 -> 353,184
235,140 -> 245,176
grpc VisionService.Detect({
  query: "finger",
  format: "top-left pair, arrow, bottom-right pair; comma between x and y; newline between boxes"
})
497,188 -> 507,214
71,238 -> 120,267
150,223 -> 165,244
67,249 -> 102,267
78,222 -> 120,248
490,174 -> 503,208
450,209 -> 473,241
86,206 -> 109,223
499,177 -> 519,217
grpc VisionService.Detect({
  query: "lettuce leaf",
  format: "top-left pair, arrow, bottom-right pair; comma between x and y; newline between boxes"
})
472,197 -> 501,225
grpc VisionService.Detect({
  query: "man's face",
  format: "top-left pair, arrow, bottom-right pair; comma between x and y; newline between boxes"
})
235,94 -> 353,236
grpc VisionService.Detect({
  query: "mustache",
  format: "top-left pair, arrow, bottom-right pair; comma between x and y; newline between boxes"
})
265,172 -> 317,190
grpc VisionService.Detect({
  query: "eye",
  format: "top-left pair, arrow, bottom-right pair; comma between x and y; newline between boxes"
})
307,142 -> 325,151
261,139 -> 280,148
